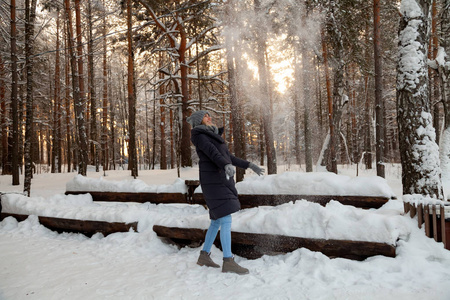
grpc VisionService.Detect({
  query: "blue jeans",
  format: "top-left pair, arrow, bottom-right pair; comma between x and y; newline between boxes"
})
202,214 -> 232,258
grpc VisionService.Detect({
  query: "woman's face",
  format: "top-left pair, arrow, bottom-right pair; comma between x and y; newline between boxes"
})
202,113 -> 213,126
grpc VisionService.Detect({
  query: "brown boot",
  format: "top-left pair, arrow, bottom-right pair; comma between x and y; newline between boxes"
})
222,257 -> 249,275
197,251 -> 220,268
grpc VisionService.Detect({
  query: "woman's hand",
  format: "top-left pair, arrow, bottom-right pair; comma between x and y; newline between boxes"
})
224,164 -> 236,180
249,162 -> 265,176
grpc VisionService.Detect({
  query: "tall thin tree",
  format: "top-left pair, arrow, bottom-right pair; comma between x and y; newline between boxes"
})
64,0 -> 88,175
52,8 -> 62,174
254,0 -> 277,174
373,0 -> 385,178
10,0 -> 19,185
127,0 -> 138,177
23,0 -> 37,196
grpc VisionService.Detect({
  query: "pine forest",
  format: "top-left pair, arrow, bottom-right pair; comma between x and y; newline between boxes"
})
0,0 -> 449,200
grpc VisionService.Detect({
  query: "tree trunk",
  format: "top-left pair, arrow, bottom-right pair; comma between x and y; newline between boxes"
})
293,47 -> 302,166
64,0 -> 88,176
225,0 -> 246,182
64,28 -> 72,173
126,0 -> 138,177
179,29 -> 192,168
373,0 -> 385,178
397,0 -> 443,198
102,3 -> 108,172
159,56 -> 167,170
320,27 -> 336,173
254,0 -> 276,175
87,0 -> 99,172
52,8 -> 62,174
10,0 -> 20,185
364,75 -> 372,169
0,56 -> 9,175
23,0 -> 37,196
302,44 -> 313,172
438,0 -> 450,185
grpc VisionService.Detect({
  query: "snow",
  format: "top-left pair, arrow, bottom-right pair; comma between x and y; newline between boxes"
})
234,172 -> 395,198
400,0 -> 422,19
1,165 -> 450,299
66,174 -> 188,194
397,0 -> 427,92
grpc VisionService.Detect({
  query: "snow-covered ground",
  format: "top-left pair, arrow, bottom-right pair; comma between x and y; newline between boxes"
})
1,164 -> 450,300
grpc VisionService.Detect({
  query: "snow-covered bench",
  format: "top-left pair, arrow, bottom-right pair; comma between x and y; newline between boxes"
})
153,225 -> 396,261
65,173 -> 396,209
65,176 -> 193,203
0,212 -> 137,237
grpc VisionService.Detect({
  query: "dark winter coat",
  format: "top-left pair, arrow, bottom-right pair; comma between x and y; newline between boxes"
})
191,126 -> 250,220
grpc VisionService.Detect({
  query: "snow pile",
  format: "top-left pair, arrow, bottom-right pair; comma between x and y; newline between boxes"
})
235,172 -> 395,197
66,174 -> 188,194
1,194 -> 407,245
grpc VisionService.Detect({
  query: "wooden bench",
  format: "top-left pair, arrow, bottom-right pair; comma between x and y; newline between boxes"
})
153,225 -> 396,261
66,179 -> 392,209
65,191 -> 190,204
0,212 -> 138,237
404,202 -> 450,250
193,193 -> 391,209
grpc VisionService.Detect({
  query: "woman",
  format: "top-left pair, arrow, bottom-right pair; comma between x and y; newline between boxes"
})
187,110 -> 264,275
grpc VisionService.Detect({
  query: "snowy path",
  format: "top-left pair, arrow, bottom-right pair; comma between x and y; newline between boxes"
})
1,212 -> 450,299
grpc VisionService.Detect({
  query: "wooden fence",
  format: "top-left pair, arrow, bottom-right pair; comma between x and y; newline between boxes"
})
403,201 -> 450,250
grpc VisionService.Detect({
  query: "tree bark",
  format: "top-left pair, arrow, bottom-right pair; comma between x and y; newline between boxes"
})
254,0 -> 277,174
10,0 -> 20,185
52,8 -> 62,174
87,0 -> 99,172
437,0 -> 450,184
159,55 -> 167,170
126,0 -> 138,177
225,0 -> 246,182
397,0 -> 443,198
373,0 -> 385,178
293,47 -> 302,166
64,0 -> 88,176
320,27 -> 336,173
23,0 -> 37,196
64,23 -> 72,173
102,2 -> 109,172
302,44 -> 313,172
0,56 -> 9,175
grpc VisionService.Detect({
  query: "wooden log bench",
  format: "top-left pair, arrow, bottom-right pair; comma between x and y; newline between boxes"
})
66,180 -> 391,209
153,225 -> 396,261
65,190 -> 191,204
404,202 -> 450,250
65,191 -> 391,209
0,212 -> 138,237
193,193 -> 391,209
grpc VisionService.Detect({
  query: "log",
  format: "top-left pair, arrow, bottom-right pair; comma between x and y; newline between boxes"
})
65,191 -> 188,204
65,190 -> 390,209
192,193 -> 391,209
0,213 -> 137,237
152,225 -> 396,261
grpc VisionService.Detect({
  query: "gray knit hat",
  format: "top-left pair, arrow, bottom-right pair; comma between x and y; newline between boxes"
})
186,110 -> 209,128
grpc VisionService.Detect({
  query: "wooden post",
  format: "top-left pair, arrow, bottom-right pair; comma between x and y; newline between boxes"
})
424,205 -> 431,237
410,203 -> 417,218
417,203 -> 423,228
404,202 -> 410,214
440,205 -> 446,248
432,205 -> 438,241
